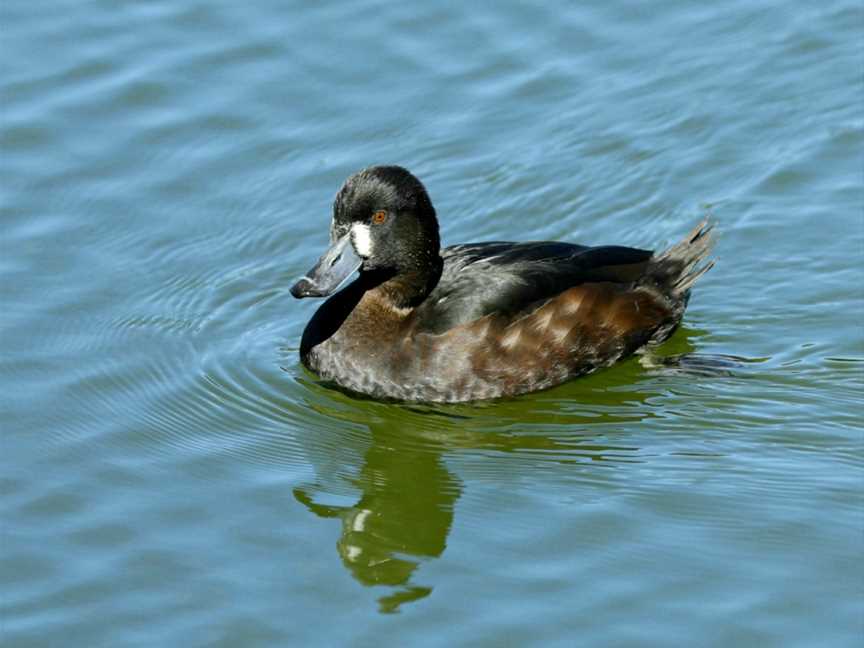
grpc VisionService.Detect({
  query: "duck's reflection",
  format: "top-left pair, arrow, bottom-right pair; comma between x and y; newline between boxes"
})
294,431 -> 459,613
292,408 -> 644,613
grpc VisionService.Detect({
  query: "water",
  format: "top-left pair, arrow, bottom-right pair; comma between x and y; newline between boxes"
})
2,1 -> 862,646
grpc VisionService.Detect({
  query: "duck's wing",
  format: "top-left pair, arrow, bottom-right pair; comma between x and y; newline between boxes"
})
414,241 -> 654,334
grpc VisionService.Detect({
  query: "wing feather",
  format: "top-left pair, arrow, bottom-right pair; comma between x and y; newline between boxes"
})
413,241 -> 654,334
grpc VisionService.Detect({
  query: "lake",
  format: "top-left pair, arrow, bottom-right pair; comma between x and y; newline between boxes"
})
2,1 -> 862,646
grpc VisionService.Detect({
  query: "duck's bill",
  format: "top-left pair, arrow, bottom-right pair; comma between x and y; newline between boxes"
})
290,233 -> 362,298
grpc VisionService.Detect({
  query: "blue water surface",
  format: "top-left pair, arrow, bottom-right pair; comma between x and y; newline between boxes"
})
2,1 -> 862,646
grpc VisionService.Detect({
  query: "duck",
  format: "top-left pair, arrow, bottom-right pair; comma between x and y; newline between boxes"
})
290,165 -> 714,403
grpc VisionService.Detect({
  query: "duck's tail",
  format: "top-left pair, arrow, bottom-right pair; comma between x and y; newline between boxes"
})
637,218 -> 715,346
649,218 -> 716,300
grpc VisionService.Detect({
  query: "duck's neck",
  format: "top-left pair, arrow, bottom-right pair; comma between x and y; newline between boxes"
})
365,256 -> 443,310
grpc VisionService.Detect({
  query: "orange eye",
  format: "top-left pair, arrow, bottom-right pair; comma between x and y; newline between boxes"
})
372,210 -> 387,224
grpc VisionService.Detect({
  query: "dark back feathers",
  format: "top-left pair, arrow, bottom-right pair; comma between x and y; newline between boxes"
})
412,241 -> 654,334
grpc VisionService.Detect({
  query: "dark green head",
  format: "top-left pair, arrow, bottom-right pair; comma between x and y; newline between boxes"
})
291,166 -> 441,299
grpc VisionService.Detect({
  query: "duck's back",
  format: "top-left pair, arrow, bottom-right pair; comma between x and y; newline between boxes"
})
412,240 -> 655,335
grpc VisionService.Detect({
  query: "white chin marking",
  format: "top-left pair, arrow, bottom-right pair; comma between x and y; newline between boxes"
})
351,223 -> 372,258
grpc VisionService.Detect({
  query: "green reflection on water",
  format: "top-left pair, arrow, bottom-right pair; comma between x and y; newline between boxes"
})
295,426 -> 459,613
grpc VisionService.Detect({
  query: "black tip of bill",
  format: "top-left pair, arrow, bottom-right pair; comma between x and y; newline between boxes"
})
289,277 -> 317,298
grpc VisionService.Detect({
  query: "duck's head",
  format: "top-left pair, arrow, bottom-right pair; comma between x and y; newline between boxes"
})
291,166 -> 441,299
